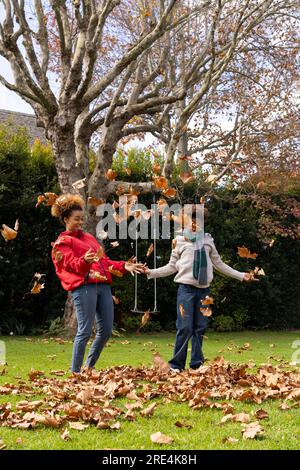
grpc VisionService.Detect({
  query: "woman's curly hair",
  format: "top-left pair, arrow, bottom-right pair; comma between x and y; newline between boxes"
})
51,193 -> 84,221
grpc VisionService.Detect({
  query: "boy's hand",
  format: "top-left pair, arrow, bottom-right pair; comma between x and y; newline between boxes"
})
243,272 -> 259,282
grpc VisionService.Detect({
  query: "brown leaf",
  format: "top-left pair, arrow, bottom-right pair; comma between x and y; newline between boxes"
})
174,421 -> 193,429
108,266 -> 124,277
222,437 -> 239,444
241,422 -> 264,439
89,270 -> 108,281
44,192 -> 58,206
171,239 -> 177,250
153,176 -> 168,189
162,188 -> 176,198
146,243 -> 154,257
153,353 -> 170,373
35,194 -> 46,207
254,409 -> 269,420
201,296 -> 214,305
139,310 -> 151,331
72,178 -> 86,190
237,246 -> 258,259
88,197 -> 105,207
31,281 -> 45,294
69,422 -> 89,431
106,169 -> 117,181
0,439 -> 7,450
140,402 -> 157,417
179,172 -> 195,184
61,429 -> 71,441
28,369 -> 44,381
153,163 -> 161,175
200,308 -> 212,317
1,224 -> 18,241
110,421 -> 121,430
112,296 -> 120,305
151,432 -> 173,445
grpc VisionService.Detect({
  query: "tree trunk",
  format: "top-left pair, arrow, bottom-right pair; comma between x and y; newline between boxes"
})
63,292 -> 77,338
49,123 -> 84,192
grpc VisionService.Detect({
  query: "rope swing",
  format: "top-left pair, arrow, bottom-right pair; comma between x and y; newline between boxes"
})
131,194 -> 159,314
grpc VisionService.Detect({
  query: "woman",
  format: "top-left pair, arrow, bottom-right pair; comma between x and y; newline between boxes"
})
51,193 -> 144,373
143,206 -> 255,372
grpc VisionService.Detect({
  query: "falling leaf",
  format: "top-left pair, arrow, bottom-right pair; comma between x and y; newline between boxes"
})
153,176 -> 168,189
88,197 -> 105,207
72,178 -> 86,190
179,172 -> 195,184
200,308 -> 212,317
124,168 -> 131,176
94,246 -> 104,261
179,304 -> 185,319
253,267 -> 265,276
146,243 -> 154,257
112,296 -> 120,305
106,169 -> 117,181
44,192 -> 58,206
142,210 -> 153,220
35,195 -> 46,207
171,239 -> 177,250
201,296 -> 214,305
69,422 -> 89,431
178,155 -> 193,161
1,223 -> 18,241
139,310 -> 150,331
89,271 -> 108,281
205,174 -> 218,184
97,230 -> 108,240
157,198 -> 168,213
241,422 -> 264,439
153,163 -> 161,174
52,245 -> 63,262
108,267 -> 124,277
31,282 -> 45,294
237,246 -> 258,259
162,188 -> 176,198
151,432 -> 173,445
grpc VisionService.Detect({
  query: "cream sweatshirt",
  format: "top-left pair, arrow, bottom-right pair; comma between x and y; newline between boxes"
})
147,233 -> 245,288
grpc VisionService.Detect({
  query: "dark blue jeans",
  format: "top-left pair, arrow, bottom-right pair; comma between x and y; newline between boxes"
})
169,284 -> 210,370
71,283 -> 114,373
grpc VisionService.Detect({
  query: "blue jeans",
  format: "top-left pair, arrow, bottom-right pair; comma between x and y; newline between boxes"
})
169,284 -> 210,370
71,283 -> 114,373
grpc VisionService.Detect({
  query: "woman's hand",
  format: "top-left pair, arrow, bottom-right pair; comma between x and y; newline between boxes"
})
124,262 -> 147,274
243,272 -> 259,282
84,248 -> 96,264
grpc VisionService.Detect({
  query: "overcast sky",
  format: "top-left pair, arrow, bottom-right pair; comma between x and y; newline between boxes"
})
0,56 -> 34,114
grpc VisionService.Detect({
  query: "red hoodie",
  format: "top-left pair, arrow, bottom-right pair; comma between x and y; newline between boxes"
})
51,230 -> 127,291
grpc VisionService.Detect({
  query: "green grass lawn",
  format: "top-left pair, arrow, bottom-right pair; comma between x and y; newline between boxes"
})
0,331 -> 299,450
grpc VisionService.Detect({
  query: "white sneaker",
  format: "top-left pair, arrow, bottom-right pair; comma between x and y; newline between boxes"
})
170,367 -> 181,373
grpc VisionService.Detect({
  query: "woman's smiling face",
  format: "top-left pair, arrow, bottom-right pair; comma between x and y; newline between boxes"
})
64,210 -> 84,231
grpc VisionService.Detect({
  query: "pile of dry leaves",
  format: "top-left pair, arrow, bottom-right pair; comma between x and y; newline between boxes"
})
0,355 -> 299,443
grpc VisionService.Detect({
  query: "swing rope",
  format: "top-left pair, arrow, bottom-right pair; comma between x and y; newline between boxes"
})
131,194 -> 159,314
